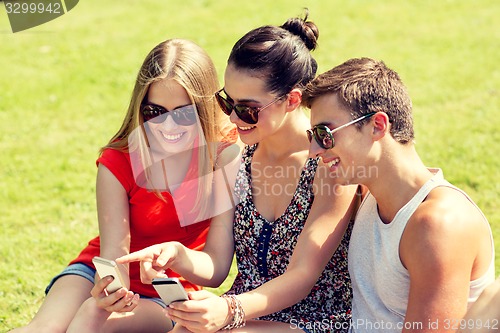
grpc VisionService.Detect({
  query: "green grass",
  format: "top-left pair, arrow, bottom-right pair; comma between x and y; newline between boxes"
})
1,0 -> 499,330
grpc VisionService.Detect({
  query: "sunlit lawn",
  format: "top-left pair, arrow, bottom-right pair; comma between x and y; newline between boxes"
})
1,0 -> 499,330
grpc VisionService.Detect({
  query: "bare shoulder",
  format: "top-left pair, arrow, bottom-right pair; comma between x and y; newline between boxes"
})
412,186 -> 486,233
401,185 -> 490,275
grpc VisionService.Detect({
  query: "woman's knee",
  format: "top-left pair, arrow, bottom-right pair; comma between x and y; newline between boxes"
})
67,297 -> 112,333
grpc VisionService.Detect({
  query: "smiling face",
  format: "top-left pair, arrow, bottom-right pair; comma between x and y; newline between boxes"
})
223,64 -> 287,146
144,78 -> 199,156
309,93 -> 375,185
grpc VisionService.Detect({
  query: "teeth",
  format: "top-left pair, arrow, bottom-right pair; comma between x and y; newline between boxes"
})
238,126 -> 255,131
162,132 -> 184,141
327,158 -> 340,168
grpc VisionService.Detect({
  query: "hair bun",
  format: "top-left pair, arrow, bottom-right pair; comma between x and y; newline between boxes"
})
281,11 -> 319,51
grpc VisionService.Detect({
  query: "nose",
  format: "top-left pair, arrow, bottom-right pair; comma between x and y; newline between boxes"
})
160,113 -> 178,129
229,108 -> 239,124
308,139 -> 325,159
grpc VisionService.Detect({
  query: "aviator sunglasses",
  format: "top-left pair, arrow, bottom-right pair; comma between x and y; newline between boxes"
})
141,103 -> 197,126
215,88 -> 285,124
307,112 -> 376,149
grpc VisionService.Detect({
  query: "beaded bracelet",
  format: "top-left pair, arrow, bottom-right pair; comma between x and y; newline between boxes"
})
221,294 -> 246,330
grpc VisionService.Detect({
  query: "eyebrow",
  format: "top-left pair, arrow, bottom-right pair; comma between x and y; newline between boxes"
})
146,102 -> 192,111
223,89 -> 261,104
314,122 -> 334,128
173,103 -> 192,110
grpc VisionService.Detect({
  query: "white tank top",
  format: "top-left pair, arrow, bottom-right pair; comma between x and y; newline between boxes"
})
348,169 -> 495,333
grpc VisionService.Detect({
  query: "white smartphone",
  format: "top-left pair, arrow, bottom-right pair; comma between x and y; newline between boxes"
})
152,277 -> 189,305
92,256 -> 126,293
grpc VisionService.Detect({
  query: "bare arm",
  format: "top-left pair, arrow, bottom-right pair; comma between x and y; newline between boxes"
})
178,143 -> 241,285
401,188 -> 491,332
167,174 -> 358,332
90,164 -> 139,312
234,182 -> 357,318
96,164 -> 131,286
117,146 -> 241,287
172,207 -> 236,287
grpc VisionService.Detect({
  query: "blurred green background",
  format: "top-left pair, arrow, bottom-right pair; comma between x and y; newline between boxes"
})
1,0 -> 499,330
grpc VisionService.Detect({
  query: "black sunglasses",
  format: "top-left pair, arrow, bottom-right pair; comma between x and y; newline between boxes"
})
141,103 -> 197,126
215,88 -> 284,124
307,112 -> 376,149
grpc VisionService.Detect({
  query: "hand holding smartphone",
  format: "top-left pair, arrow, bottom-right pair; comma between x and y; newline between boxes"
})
152,277 -> 189,305
92,256 -> 127,293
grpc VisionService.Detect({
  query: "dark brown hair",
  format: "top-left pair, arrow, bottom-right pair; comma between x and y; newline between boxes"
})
228,11 -> 319,96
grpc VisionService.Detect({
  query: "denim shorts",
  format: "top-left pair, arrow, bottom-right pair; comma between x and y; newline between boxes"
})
45,262 -> 166,308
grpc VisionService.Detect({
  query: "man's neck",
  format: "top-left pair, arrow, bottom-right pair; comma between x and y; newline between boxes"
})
365,145 -> 434,224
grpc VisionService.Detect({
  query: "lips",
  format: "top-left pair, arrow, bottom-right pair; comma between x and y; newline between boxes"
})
324,157 -> 340,168
161,131 -> 185,142
237,125 -> 256,133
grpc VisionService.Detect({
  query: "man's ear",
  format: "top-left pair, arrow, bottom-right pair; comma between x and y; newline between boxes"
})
286,88 -> 302,112
372,111 -> 390,140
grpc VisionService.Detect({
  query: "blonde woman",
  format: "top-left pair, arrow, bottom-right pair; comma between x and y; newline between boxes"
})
10,39 -> 238,333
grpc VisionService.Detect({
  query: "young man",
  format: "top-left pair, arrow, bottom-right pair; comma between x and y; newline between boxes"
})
303,57 -> 495,333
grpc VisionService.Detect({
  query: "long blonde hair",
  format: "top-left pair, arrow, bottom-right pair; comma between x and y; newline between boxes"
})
102,38 -> 230,221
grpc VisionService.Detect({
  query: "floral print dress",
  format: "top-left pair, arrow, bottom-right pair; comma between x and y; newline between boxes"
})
228,144 -> 352,332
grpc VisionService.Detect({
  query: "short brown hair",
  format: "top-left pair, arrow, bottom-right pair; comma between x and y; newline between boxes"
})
303,58 -> 414,144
